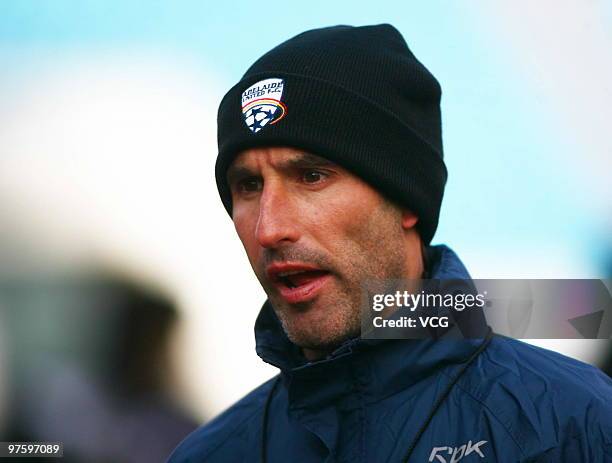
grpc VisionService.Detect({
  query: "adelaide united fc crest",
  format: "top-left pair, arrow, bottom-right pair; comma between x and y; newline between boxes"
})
241,78 -> 287,133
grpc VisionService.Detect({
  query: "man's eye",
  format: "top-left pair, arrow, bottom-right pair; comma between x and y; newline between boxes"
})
237,177 -> 262,193
302,170 -> 327,184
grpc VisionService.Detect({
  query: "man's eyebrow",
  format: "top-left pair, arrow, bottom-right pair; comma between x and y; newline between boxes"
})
281,152 -> 337,169
226,165 -> 256,185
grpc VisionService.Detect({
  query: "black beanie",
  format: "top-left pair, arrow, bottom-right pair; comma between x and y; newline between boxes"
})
216,24 -> 447,244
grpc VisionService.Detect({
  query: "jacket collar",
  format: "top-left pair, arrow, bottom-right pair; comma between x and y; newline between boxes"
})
254,245 -> 488,404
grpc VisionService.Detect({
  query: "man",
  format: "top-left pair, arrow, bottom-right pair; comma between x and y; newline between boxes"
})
169,24 -> 612,462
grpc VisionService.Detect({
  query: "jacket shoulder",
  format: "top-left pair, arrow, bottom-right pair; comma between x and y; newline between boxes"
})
458,336 -> 612,459
167,375 -> 277,463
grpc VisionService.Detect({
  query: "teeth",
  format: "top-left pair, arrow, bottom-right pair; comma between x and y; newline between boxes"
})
277,270 -> 308,277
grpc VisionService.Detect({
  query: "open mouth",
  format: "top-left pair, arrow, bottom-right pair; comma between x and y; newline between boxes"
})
267,265 -> 332,304
277,270 -> 329,289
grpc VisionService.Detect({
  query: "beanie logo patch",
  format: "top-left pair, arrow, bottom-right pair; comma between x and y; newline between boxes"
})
241,78 -> 286,133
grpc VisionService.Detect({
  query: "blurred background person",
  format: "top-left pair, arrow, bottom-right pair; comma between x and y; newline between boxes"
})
0,276 -> 198,463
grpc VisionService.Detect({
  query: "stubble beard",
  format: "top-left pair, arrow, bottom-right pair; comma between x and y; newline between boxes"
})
267,205 -> 408,352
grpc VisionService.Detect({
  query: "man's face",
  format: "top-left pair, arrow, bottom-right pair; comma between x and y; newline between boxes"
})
228,147 -> 409,351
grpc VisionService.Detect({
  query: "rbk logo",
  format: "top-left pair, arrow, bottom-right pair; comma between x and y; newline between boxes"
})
428,440 -> 487,462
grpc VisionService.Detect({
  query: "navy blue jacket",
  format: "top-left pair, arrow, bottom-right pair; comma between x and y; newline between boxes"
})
168,245 -> 612,462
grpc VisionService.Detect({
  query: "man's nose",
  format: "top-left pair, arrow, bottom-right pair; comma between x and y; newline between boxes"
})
255,182 -> 300,248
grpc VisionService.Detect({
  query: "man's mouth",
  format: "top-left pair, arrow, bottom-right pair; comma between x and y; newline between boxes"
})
267,263 -> 332,304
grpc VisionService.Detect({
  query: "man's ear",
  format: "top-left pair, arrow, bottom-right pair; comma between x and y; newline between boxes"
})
401,209 -> 419,230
